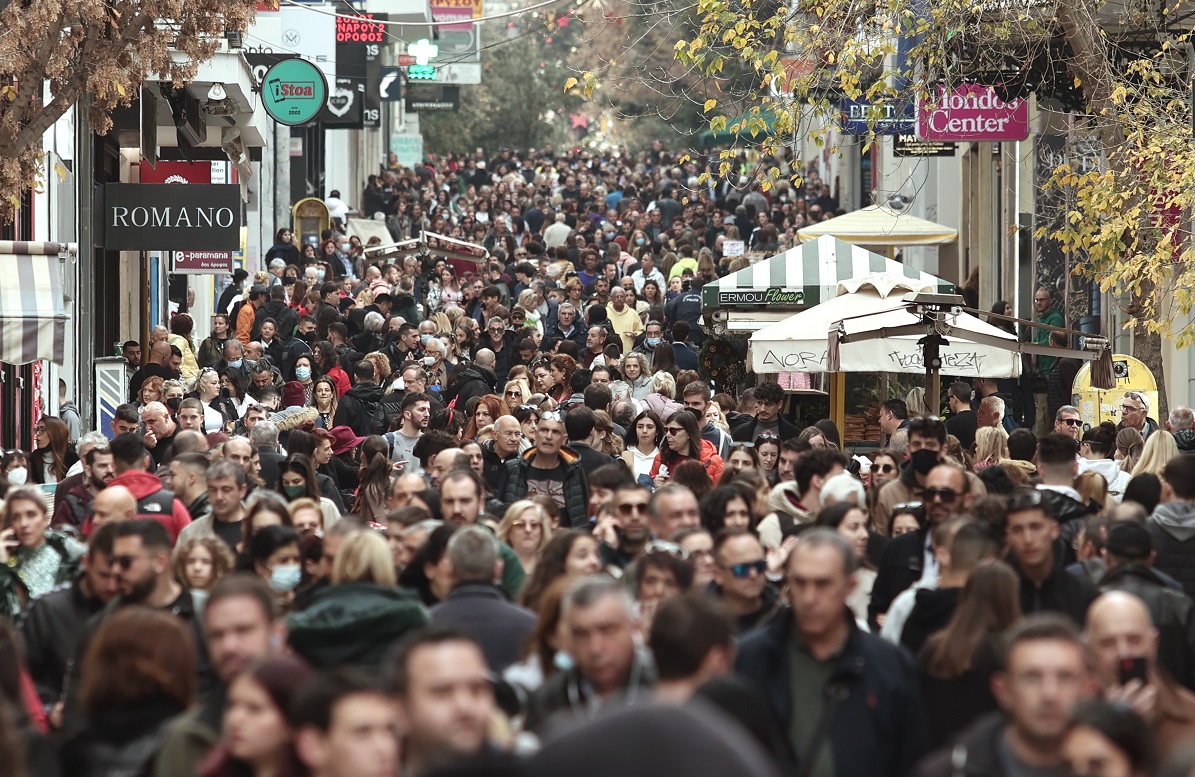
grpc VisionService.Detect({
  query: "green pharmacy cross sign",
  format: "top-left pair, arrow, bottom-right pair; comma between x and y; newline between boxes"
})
261,59 -> 328,126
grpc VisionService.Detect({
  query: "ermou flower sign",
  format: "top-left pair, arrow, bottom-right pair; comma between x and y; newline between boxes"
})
916,85 -> 1029,142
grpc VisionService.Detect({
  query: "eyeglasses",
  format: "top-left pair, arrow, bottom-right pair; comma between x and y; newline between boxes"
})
1061,418 -> 1082,427
110,554 -> 140,570
893,501 -> 924,516
664,427 -> 684,435
1007,488 -> 1047,513
1120,405 -> 1141,414
923,488 -> 959,504
645,540 -> 688,559
729,441 -> 755,449
33,426 -> 45,433
505,391 -> 523,398
724,559 -> 766,578
541,411 -> 563,422
511,520 -> 542,532
755,432 -> 779,441
616,501 -> 648,516
874,464 -> 896,474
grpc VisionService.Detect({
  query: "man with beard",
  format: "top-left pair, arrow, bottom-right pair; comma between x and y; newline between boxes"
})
387,393 -> 431,476
598,485 -> 653,570
63,520 -> 211,732
54,442 -> 116,528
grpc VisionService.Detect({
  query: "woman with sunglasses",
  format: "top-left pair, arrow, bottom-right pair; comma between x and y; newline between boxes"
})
866,449 -> 901,515
498,500 -> 553,579
621,410 -> 663,486
0,486 -> 86,621
29,416 -> 77,485
650,409 -> 724,488
504,378 -> 531,407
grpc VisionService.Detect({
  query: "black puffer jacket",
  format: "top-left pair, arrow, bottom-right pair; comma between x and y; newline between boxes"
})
500,446 -> 589,528
449,362 -> 497,410
334,382 -> 385,435
1100,562 -> 1195,690
1176,429 -> 1195,455
1014,553 -> 1099,625
1149,502 -> 1195,598
21,576 -> 106,708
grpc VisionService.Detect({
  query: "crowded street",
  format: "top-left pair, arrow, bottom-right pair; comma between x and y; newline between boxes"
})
1,144 -> 1193,777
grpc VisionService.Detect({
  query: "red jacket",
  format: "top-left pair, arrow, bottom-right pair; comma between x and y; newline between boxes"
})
325,363 -> 351,397
649,438 -> 725,484
86,470 -> 192,544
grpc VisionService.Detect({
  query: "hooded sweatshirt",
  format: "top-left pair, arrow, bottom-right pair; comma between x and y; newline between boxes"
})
1078,457 -> 1132,501
1176,429 -> 1195,454
101,470 -> 191,542
1150,502 -> 1195,597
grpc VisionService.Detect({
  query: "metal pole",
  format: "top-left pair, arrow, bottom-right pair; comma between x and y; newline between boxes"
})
75,99 -> 96,430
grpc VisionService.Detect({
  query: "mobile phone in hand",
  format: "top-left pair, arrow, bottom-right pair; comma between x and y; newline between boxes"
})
1118,656 -> 1148,685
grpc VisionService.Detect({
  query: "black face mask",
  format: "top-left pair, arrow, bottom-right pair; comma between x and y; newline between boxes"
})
165,397 -> 183,412
909,448 -> 940,476
283,277 -> 297,286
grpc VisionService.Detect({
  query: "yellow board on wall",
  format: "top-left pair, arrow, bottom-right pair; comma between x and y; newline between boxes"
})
1072,354 -> 1158,431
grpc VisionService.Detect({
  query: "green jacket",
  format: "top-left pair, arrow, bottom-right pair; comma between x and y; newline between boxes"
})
287,582 -> 429,669
0,532 -> 84,623
1035,307 -> 1064,373
152,685 -> 224,777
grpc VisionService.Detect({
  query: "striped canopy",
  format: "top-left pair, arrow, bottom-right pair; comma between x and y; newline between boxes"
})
702,235 -> 955,310
0,242 -> 68,365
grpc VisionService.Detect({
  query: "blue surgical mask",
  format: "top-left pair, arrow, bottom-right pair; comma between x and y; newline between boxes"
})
635,237 -> 646,246
228,359 -> 243,369
646,337 -> 661,347
420,333 -> 432,346
316,270 -> 326,281
268,564 -> 302,593
295,366 -> 311,381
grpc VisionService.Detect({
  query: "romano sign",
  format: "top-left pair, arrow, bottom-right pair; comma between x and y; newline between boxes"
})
101,184 -> 241,251
718,287 -> 804,306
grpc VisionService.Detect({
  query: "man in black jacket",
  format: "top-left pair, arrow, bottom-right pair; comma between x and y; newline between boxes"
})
564,407 -> 615,477
449,350 -> 498,411
334,361 -> 385,436
737,529 -> 927,777
21,524 -> 120,712
1099,520 -> 1195,690
1004,487 -> 1098,625
501,411 -> 589,528
916,615 -> 1091,777
253,285 -> 299,341
730,381 -> 798,443
429,527 -> 536,672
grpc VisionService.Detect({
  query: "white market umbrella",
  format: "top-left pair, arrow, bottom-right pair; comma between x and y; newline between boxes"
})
796,204 -> 958,246
749,273 -> 1021,378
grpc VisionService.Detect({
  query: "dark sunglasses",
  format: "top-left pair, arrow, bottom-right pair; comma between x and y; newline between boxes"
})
1061,418 -> 1082,427
874,464 -> 897,474
110,554 -> 140,570
616,501 -> 649,516
923,488 -> 959,504
725,559 -> 766,578
755,432 -> 779,442
664,427 -> 685,435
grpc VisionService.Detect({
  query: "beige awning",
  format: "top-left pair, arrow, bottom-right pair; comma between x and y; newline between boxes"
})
798,204 -> 958,246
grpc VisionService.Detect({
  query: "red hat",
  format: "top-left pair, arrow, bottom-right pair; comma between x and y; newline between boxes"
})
281,381 -> 306,408
329,425 -> 366,456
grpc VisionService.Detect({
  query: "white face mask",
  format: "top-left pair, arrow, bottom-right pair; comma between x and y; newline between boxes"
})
6,467 -> 27,486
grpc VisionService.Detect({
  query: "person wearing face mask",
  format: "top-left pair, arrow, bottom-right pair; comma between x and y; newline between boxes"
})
248,525 -> 303,609
2,449 -> 30,486
421,338 -> 450,397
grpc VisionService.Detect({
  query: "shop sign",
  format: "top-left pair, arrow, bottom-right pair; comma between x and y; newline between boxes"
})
174,250 -> 234,274
101,184 -> 241,251
841,98 -> 915,135
917,84 -> 1028,141
261,58 -> 328,126
893,134 -> 956,157
719,287 -> 804,306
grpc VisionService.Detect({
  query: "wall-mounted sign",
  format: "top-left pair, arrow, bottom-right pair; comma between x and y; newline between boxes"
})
718,287 -> 804,306
101,184 -> 241,251
405,85 -> 460,112
917,84 -> 1029,142
174,250 -> 234,274
893,134 -> 957,157
841,98 -> 915,135
261,58 -> 328,126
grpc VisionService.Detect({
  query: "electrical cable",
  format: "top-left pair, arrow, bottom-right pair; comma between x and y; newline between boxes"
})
278,0 -> 571,27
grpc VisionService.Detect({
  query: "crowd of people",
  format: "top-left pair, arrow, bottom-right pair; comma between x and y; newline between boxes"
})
2,146 -> 1195,777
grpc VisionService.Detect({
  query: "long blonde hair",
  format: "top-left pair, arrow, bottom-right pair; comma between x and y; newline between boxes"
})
973,426 -> 1009,467
1133,430 -> 1179,478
